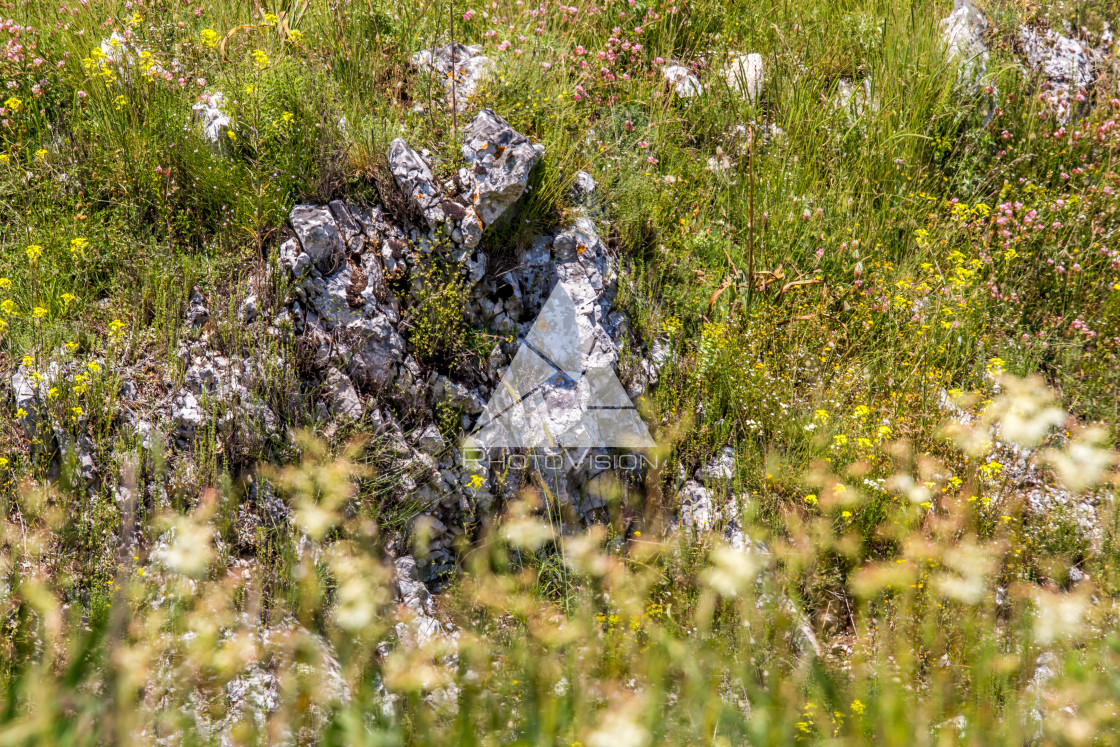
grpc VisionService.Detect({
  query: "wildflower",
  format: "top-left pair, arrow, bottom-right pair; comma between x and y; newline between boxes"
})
34,148 -> 47,159
108,319 -> 126,336
32,306 -> 47,319
26,244 -> 42,263
805,493 -> 818,505
15,408 -> 27,419
0,278 -> 10,290
114,95 -> 128,110
71,237 -> 88,254
71,406 -> 83,420
288,29 -> 303,43
851,700 -> 866,715
833,434 -> 848,447
4,96 -> 21,112
0,457 -> 7,469
61,293 -> 76,304
251,49 -> 270,70
0,154 -> 8,164
1,299 -> 17,316
200,29 -> 219,48
48,387 -> 58,399
87,361 -> 101,373
281,111 -> 293,124
21,356 -> 31,367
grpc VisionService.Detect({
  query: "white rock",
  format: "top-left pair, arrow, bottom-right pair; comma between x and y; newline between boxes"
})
663,64 -> 702,98
290,205 -> 345,274
723,52 -> 764,102
460,109 -> 544,226
941,0 -> 989,86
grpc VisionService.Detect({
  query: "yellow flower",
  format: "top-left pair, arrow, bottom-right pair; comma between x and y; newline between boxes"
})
34,148 -> 47,160
851,699 -> 865,715
26,244 -> 42,263
114,95 -> 128,110
289,29 -> 304,43
0,277 -> 10,290
251,49 -> 270,70
281,111 -> 294,124
0,457 -> 7,469
261,13 -> 278,26
21,355 -> 32,367
71,237 -> 88,254
61,293 -> 76,304
87,361 -> 102,373
15,408 -> 27,418
32,306 -> 48,319
0,154 -> 8,164
227,130 -> 238,141
66,341 -> 78,352
71,406 -> 83,420
200,29 -> 219,48
833,434 -> 848,447
1,299 -> 15,316
108,319 -> 126,336
804,493 -> 818,505
4,96 -> 22,113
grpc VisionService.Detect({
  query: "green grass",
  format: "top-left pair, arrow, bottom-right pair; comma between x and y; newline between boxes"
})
1,0 -> 1120,742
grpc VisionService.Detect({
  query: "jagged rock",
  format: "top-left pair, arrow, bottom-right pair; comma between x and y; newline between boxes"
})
277,237 -> 312,278
1019,26 -> 1094,123
460,109 -> 544,226
570,170 -> 597,204
678,480 -> 714,533
346,312 -> 407,392
388,138 -> 447,227
325,368 -> 363,420
191,91 -> 230,149
290,205 -> 345,275
432,375 -> 485,415
941,0 -> 988,86
696,447 -> 736,486
663,64 -> 702,98
416,425 -> 446,455
185,287 -> 209,329
239,293 -> 258,324
412,43 -> 494,110
11,366 -> 41,442
172,390 -> 204,444
723,52 -> 764,102
835,78 -> 877,119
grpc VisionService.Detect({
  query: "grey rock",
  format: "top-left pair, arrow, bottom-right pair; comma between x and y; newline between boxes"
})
277,237 -> 311,278
1019,25 -> 1093,123
432,375 -> 485,415
460,109 -> 544,226
663,64 -> 702,98
412,43 -> 494,110
172,390 -> 204,443
191,91 -> 231,149
678,480 -> 714,533
722,53 -> 763,102
388,138 -> 446,227
185,287 -> 209,329
325,368 -> 363,420
239,293 -> 258,324
290,205 -> 345,275
941,0 -> 988,86
696,447 -> 737,486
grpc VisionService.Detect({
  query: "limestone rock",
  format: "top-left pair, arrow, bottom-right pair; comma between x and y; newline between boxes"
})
723,53 -> 764,102
1019,26 -> 1093,123
290,205 -> 345,275
460,109 -> 544,226
663,64 -> 702,98
412,43 -> 494,110
325,368 -> 363,420
191,91 -> 231,149
388,138 -> 446,227
941,0 -> 988,86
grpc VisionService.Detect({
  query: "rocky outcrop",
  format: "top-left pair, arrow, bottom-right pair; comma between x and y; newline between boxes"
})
460,109 -> 544,227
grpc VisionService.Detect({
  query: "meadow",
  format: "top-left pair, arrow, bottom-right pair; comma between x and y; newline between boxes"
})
1,0 -> 1120,743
